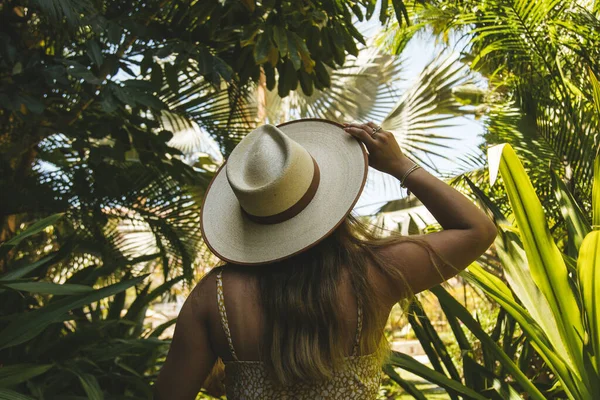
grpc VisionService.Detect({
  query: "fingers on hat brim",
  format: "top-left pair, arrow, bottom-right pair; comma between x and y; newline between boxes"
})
344,126 -> 376,149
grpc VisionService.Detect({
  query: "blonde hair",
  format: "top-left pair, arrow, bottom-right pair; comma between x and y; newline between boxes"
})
215,213 -> 443,386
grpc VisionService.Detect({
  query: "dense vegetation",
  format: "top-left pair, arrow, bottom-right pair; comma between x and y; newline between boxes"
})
1,0 -> 599,399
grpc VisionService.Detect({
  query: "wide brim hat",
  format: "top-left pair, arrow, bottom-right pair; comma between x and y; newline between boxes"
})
200,118 -> 368,265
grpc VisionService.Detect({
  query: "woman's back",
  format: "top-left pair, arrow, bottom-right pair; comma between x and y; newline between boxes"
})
204,263 -> 390,363
205,265 -> 387,399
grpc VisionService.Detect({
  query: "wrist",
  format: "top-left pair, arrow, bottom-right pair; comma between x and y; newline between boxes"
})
388,157 -> 415,178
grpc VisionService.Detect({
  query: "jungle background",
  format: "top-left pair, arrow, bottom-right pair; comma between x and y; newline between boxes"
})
1,0 -> 600,399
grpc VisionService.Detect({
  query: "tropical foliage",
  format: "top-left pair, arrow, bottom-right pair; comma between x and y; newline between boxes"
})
4,0 -> 600,398
383,146 -> 599,399
372,0 -> 600,398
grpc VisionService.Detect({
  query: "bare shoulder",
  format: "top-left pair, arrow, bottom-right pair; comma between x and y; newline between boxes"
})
188,267 -> 221,320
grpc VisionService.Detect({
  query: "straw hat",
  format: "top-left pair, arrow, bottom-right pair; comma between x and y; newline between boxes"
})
200,119 -> 368,265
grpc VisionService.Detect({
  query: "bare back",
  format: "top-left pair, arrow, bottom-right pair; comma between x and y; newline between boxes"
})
200,260 -> 393,363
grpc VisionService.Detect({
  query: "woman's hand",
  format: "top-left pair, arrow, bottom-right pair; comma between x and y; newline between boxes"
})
343,122 -> 412,176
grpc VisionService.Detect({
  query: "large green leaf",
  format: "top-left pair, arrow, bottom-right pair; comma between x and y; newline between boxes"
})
494,229 -> 569,364
0,275 -> 147,349
488,144 -> 585,374
0,364 -> 52,388
468,175 -> 570,364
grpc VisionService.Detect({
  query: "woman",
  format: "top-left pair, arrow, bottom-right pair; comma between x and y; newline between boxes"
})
154,119 -> 496,399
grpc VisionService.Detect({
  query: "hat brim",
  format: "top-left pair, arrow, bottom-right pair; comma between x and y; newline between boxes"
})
200,119 -> 368,265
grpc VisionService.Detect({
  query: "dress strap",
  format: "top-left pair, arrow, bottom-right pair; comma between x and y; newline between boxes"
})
352,298 -> 363,356
216,270 -> 239,361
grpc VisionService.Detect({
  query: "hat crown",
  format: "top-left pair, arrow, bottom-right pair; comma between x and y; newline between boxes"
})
226,124 -> 317,218
228,125 -> 291,190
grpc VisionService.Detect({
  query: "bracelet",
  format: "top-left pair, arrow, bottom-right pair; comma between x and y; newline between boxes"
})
400,163 -> 420,188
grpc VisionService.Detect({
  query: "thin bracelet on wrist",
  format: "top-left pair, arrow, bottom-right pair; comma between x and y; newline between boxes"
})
400,163 -> 420,188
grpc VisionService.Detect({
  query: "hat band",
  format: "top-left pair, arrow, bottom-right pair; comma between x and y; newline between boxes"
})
241,157 -> 320,225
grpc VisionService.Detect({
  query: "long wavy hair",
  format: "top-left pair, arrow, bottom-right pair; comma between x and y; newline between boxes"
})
210,213 -> 443,386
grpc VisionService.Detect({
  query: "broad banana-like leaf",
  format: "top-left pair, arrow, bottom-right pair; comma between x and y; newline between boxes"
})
464,264 -> 586,399
488,144 -> 585,375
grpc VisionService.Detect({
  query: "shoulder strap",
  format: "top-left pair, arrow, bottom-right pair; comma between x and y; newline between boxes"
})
352,298 -> 363,356
216,270 -> 239,361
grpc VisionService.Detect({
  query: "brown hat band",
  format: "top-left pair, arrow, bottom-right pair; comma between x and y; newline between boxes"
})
241,157 -> 320,225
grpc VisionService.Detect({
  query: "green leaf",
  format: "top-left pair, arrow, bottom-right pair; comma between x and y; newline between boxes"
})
74,371 -> 104,400
462,267 -> 586,399
140,52 -> 153,75
385,352 -> 487,400
431,285 -> 548,400
0,253 -> 59,281
589,67 -> 600,121
107,22 -> 123,45
253,32 -> 272,64
272,26 -> 288,57
0,214 -> 63,250
125,276 -> 183,321
488,144 -> 585,373
0,364 -> 52,388
551,169 -> 591,254
0,388 -> 36,400
379,0 -> 390,24
314,61 -> 330,88
298,69 -> 314,96
286,31 -> 301,70
86,40 -> 103,67
593,154 -> 600,227
382,365 -> 427,400
149,318 -> 177,338
391,0 -> 409,26
0,275 -> 147,350
578,230 -> 600,375
151,62 -> 163,89
165,63 -> 179,93
0,281 -> 94,295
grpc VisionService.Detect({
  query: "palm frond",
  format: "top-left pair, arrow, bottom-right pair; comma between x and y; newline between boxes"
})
382,54 -> 479,171
260,46 -> 405,124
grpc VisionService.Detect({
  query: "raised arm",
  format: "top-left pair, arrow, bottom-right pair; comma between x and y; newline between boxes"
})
344,122 -> 496,301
